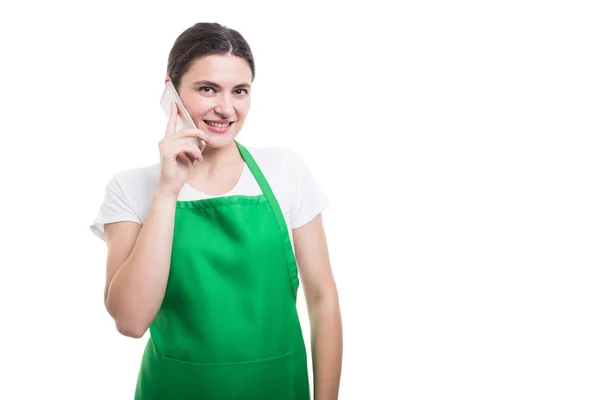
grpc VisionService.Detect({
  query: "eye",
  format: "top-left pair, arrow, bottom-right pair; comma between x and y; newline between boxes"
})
234,88 -> 249,96
198,86 -> 215,93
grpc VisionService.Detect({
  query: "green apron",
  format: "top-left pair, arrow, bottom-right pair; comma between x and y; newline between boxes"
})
134,142 -> 310,400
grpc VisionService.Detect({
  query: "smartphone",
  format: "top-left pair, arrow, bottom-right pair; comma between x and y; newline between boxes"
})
159,80 -> 206,159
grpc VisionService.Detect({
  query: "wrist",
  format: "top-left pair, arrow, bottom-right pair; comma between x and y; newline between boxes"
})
154,186 -> 180,203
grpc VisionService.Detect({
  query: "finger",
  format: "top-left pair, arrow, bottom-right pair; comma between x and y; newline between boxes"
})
186,137 -> 204,150
182,137 -> 206,153
186,143 -> 204,163
165,102 -> 178,137
172,128 -> 210,144
180,143 -> 204,164
164,141 -> 204,164
167,137 -> 205,152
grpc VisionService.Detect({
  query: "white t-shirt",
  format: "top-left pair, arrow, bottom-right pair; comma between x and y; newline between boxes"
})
90,147 -> 330,249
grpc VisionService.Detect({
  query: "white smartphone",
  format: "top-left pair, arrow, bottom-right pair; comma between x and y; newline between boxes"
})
159,80 -> 206,156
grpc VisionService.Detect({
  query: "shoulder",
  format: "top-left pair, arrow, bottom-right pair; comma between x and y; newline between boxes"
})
102,162 -> 161,217
110,163 -> 160,187
91,163 -> 160,241
243,145 -> 330,228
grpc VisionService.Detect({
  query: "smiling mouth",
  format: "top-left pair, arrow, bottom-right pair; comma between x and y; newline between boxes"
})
204,120 -> 234,128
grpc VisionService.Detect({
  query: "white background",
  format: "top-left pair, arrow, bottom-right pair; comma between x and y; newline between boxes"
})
1,0 -> 599,399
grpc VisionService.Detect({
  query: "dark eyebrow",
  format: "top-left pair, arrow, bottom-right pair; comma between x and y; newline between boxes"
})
193,80 -> 251,90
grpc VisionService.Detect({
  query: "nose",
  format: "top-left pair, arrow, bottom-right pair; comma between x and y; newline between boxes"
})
214,93 -> 234,117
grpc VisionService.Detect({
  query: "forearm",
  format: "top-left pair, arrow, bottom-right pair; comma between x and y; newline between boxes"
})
106,190 -> 178,337
310,294 -> 343,400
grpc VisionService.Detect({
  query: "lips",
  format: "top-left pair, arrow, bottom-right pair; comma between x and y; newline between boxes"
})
205,120 -> 233,128
204,120 -> 235,134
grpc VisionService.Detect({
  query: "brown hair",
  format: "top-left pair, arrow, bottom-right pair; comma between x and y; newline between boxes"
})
167,22 -> 255,89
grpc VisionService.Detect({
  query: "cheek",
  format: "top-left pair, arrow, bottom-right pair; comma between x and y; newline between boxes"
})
186,99 -> 213,116
235,100 -> 251,117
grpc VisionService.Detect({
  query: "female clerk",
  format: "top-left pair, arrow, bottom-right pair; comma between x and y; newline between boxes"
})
90,22 -> 343,399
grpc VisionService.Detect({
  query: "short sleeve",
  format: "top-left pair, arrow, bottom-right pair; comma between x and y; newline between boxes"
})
90,178 -> 141,242
288,151 -> 331,229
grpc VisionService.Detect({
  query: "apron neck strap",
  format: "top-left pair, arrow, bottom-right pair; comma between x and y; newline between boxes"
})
236,141 -> 276,203
235,140 -> 301,296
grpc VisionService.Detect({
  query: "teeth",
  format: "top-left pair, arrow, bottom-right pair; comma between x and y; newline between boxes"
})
207,121 -> 230,128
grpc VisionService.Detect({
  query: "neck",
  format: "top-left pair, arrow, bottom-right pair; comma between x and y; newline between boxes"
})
192,141 -> 241,172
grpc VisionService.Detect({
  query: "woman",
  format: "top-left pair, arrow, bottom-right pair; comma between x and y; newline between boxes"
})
90,22 -> 343,399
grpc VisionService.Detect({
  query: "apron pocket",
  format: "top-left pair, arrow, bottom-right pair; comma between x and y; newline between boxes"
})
160,352 -> 293,400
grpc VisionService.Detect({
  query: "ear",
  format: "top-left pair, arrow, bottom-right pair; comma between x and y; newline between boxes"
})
165,76 -> 171,84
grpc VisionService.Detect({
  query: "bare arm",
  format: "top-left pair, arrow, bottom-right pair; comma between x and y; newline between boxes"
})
103,102 -> 208,338
293,214 -> 343,400
104,190 -> 178,338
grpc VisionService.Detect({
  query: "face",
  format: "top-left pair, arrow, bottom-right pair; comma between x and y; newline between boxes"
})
172,54 -> 252,150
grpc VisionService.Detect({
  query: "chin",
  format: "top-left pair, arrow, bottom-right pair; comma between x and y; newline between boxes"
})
205,133 -> 239,149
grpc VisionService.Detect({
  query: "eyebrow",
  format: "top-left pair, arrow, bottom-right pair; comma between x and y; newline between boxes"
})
192,80 -> 251,89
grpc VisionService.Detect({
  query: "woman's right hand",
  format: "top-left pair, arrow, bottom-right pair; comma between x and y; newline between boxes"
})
157,102 -> 209,197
